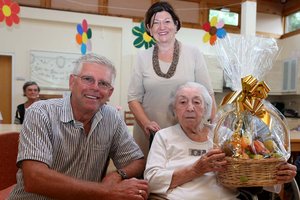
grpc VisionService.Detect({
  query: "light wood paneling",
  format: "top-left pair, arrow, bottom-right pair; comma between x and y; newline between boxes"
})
0,56 -> 12,124
12,0 -> 300,37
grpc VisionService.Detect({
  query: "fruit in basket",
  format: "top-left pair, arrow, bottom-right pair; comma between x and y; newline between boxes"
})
253,140 -> 270,155
241,135 -> 251,149
269,151 -> 283,158
241,151 -> 250,159
263,139 -> 277,152
253,154 -> 264,159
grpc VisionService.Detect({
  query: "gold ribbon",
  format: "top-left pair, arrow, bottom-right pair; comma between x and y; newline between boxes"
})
221,75 -> 271,126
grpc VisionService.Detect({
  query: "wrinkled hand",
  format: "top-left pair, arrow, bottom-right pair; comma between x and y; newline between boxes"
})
193,148 -> 227,176
143,121 -> 160,137
104,178 -> 148,200
276,162 -> 297,184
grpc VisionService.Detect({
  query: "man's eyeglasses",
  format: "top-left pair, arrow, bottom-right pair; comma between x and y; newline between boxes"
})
73,75 -> 113,89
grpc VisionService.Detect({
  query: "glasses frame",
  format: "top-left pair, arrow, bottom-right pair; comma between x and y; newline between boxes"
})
73,74 -> 113,90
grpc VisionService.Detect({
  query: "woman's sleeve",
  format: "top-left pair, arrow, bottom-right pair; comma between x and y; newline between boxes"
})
14,106 -> 21,124
127,52 -> 145,103
144,132 -> 174,194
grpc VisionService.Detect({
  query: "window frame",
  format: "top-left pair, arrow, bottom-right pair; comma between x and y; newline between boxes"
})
281,7 -> 300,39
207,8 -> 241,34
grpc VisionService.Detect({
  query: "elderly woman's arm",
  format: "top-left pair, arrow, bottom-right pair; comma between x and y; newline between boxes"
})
169,148 -> 226,189
145,133 -> 227,193
144,132 -> 173,194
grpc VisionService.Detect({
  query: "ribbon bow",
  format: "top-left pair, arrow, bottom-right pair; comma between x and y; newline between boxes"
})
221,75 -> 271,126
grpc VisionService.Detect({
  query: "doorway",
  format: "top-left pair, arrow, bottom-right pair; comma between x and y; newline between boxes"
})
0,55 -> 12,124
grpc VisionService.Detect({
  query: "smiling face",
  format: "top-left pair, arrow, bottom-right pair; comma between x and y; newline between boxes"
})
174,87 -> 205,130
148,11 -> 177,44
69,62 -> 114,117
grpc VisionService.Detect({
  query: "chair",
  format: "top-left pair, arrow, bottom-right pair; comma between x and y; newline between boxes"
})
124,111 -> 135,126
284,178 -> 300,200
0,132 -> 19,199
291,178 -> 300,200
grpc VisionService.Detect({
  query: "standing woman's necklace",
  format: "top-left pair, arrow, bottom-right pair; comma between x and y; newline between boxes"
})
152,40 -> 180,79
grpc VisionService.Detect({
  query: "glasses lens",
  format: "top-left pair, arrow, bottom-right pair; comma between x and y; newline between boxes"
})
78,76 -> 93,85
98,80 -> 112,89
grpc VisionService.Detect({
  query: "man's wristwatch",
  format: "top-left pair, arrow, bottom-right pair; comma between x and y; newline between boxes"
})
117,169 -> 128,179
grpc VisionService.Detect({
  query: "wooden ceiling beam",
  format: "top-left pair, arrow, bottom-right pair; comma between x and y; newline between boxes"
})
41,0 -> 51,8
257,0 -> 282,15
283,0 -> 300,16
199,0 -> 208,26
98,0 -> 108,15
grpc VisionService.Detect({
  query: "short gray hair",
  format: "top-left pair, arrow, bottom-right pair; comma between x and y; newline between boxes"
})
169,82 -> 212,123
73,53 -> 116,84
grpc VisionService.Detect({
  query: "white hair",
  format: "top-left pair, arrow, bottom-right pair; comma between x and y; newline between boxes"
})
168,82 -> 212,123
72,53 -> 116,84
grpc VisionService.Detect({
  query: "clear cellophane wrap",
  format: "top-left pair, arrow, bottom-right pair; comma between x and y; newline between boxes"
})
213,35 -> 291,187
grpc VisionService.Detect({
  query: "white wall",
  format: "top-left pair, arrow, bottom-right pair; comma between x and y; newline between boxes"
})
278,34 -> 300,60
1,6 -> 300,121
256,13 -> 283,35
0,7 -> 134,119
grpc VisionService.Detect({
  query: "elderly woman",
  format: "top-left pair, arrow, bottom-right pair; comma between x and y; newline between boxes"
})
144,82 -> 297,200
14,81 -> 40,124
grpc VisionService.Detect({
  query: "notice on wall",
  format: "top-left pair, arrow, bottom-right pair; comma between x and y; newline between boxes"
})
30,50 -> 81,90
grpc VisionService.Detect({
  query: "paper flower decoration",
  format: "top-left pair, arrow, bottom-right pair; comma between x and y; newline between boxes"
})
0,0 -> 20,27
203,16 -> 227,45
132,21 -> 155,49
76,19 -> 92,55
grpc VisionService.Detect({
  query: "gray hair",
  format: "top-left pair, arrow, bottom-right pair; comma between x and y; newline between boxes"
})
72,53 -> 117,84
169,82 -> 212,123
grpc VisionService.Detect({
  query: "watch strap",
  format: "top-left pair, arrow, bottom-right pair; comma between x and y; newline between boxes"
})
117,169 -> 128,179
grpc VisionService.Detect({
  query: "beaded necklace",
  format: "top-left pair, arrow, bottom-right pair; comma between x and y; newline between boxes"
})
152,40 -> 180,79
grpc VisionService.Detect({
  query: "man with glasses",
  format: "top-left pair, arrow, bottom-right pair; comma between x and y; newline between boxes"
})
9,53 -> 148,200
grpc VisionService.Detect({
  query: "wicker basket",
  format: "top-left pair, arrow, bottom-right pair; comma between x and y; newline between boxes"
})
217,157 -> 285,187
214,107 -> 289,187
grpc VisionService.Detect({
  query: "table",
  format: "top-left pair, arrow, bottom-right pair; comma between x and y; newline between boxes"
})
0,124 -> 21,134
291,131 -> 300,151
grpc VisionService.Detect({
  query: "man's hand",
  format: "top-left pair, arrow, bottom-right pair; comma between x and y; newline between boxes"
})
102,177 -> 148,200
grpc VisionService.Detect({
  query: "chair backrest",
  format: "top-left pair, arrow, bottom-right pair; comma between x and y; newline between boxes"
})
0,132 -> 19,190
124,111 -> 135,126
292,178 -> 300,200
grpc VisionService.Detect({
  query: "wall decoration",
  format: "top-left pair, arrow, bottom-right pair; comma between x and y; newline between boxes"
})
30,50 -> 81,90
203,16 -> 227,45
0,0 -> 20,27
76,19 -> 92,55
132,21 -> 156,49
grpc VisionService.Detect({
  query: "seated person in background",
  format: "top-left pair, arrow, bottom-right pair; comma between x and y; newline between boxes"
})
14,81 -> 40,124
144,82 -> 296,200
8,53 -> 148,200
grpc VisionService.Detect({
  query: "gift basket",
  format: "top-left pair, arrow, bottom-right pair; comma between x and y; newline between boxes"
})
213,35 -> 291,187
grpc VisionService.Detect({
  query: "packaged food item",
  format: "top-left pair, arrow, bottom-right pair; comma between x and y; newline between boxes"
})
213,35 -> 290,187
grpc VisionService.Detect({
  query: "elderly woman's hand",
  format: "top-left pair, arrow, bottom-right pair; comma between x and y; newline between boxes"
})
192,148 -> 227,176
276,162 -> 297,184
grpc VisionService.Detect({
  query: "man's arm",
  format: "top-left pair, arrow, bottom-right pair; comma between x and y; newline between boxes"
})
102,158 -> 145,185
22,160 -> 148,200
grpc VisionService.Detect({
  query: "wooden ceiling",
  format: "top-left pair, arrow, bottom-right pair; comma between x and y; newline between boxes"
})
15,0 -> 300,31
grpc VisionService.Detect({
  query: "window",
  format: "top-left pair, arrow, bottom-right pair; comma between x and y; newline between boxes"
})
285,11 -> 300,33
209,9 -> 239,26
283,58 -> 297,92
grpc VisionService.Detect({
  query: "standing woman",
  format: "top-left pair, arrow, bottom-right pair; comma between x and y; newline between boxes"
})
128,1 -> 216,157
14,81 -> 40,124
